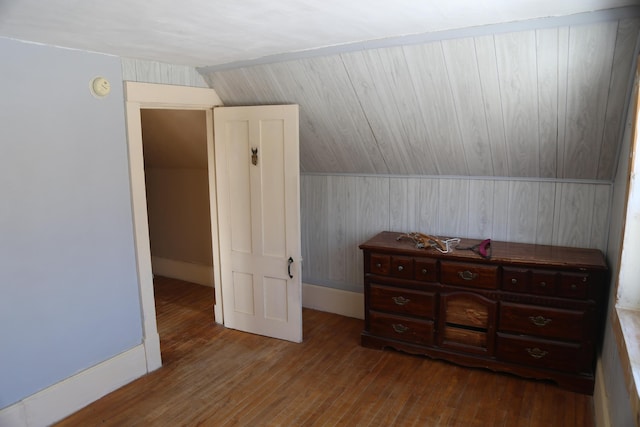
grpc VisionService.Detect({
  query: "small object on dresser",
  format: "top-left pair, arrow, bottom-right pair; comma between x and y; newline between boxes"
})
396,232 -> 460,253
458,238 -> 492,259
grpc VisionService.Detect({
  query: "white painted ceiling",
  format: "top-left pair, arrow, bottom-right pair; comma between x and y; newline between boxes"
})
0,0 -> 637,67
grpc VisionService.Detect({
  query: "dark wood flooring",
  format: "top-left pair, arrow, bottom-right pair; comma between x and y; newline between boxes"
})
56,277 -> 595,426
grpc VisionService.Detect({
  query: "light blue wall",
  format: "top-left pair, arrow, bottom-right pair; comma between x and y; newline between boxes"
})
0,38 -> 142,408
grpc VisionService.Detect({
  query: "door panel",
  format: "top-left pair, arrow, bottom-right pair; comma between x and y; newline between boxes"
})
227,120 -> 252,254
214,105 -> 302,343
261,120 -> 287,258
264,276 -> 288,321
232,272 -> 255,315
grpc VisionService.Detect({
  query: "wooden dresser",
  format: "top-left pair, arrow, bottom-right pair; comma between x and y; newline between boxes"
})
360,231 -> 608,394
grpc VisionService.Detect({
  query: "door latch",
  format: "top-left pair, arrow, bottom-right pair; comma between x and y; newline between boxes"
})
251,147 -> 258,166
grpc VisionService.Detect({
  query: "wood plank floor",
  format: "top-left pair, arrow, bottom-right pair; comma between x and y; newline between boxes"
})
56,277 -> 595,426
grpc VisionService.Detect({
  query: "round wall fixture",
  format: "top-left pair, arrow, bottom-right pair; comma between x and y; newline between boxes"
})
90,76 -> 111,98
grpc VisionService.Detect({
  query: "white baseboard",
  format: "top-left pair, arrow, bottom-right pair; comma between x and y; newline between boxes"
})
593,359 -> 611,427
151,256 -> 213,287
0,344 -> 148,427
302,283 -> 363,319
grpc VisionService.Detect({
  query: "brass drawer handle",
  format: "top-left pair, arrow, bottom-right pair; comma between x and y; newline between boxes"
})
392,296 -> 411,306
511,278 -> 518,285
397,265 -> 404,272
458,270 -> 478,281
392,323 -> 409,333
421,268 -> 428,274
526,347 -> 548,359
529,315 -> 552,327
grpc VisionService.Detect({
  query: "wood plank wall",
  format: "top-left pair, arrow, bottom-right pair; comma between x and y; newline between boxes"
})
203,17 -> 640,180
301,175 -> 611,293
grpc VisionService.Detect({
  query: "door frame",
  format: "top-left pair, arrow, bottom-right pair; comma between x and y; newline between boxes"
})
124,82 -> 223,370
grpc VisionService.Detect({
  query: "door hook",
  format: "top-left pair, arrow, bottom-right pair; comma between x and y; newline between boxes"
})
287,257 -> 294,279
251,147 -> 258,166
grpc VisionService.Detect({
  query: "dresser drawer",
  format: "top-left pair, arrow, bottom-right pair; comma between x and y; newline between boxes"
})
390,256 -> 414,279
558,272 -> 590,299
441,261 -> 498,289
369,311 -> 434,345
496,333 -> 584,373
531,270 -> 558,296
499,302 -> 586,341
502,267 -> 529,293
441,326 -> 492,355
370,253 -> 391,275
440,291 -> 496,329
414,258 -> 438,281
370,284 -> 435,318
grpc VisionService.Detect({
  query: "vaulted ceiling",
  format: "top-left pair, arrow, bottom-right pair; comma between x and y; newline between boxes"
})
2,1 -> 639,179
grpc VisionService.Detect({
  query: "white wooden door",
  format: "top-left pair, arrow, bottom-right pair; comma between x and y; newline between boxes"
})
214,105 -> 302,343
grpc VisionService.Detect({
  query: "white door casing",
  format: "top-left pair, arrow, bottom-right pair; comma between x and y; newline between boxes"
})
125,82 -> 223,370
214,105 -> 302,343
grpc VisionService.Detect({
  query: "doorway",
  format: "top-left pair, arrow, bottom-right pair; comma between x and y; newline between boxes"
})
124,82 -> 223,371
140,108 -> 216,359
140,109 -> 214,289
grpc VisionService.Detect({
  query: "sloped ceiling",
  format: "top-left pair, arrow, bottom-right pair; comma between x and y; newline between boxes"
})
141,109 -> 207,170
202,15 -> 640,179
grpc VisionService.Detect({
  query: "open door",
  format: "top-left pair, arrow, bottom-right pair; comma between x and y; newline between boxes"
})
214,105 -> 302,343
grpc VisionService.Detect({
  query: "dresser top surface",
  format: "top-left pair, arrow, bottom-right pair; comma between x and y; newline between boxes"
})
360,231 -> 607,270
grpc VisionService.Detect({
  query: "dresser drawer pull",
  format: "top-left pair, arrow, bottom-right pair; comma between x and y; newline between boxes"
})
421,268 -> 428,274
392,323 -> 409,333
511,278 -> 518,285
397,265 -> 404,272
392,296 -> 411,306
526,347 -> 548,359
538,281 -> 546,288
529,315 -> 552,327
458,270 -> 479,281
